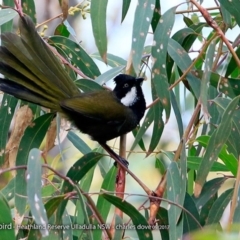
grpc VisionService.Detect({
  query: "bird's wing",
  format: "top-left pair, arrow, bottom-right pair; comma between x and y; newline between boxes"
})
60,90 -> 131,122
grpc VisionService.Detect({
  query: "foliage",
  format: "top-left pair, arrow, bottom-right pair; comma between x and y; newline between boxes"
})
1,0 -> 240,239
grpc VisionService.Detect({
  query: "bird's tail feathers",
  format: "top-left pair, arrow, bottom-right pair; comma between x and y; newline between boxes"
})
0,15 -> 79,111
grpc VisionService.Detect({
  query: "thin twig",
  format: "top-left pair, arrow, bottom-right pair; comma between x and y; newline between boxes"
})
74,185 -> 112,240
44,41 -> 90,79
150,102 -> 201,223
0,163 -> 112,238
175,101 -> 201,161
100,190 -> 202,230
42,164 -> 75,186
169,32 -> 218,91
35,1 -> 86,28
190,0 -> 240,67
0,165 -> 27,175
14,0 -> 23,16
227,156 -> 240,231
146,31 -> 218,110
175,6 -> 220,15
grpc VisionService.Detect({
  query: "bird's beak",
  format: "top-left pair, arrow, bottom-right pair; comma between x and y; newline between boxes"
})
137,77 -> 144,85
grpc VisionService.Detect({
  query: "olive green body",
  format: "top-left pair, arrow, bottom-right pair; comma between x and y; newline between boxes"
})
61,91 -> 139,142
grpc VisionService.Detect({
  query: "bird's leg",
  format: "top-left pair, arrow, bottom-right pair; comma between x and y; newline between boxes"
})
99,142 -> 129,168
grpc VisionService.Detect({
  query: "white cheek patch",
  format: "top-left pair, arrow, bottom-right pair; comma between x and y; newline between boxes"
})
121,87 -> 137,107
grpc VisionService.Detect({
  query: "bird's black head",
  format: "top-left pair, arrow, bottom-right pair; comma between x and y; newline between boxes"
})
113,74 -> 146,123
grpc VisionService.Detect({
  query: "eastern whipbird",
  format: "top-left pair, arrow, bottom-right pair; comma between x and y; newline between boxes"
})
0,14 -> 146,167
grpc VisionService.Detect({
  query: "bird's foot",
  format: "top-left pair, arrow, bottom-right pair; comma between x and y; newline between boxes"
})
114,156 -> 129,168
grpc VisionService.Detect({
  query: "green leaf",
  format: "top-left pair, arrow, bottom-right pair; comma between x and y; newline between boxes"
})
41,184 -> 58,198
132,126 -> 146,151
167,26 -> 198,82
233,186 -> 240,223
195,96 -> 240,188
168,38 -> 201,99
73,198 -> 84,237
79,166 -> 95,192
156,208 -> 169,240
208,86 -> 219,136
75,78 -> 104,92
54,23 -> 70,37
212,97 -> 240,158
56,152 -> 103,220
170,90 -> 183,138
167,161 -> 183,239
172,28 -> 195,45
200,39 -> 216,118
183,193 -> 201,234
121,0 -> 131,22
0,9 -> 18,26
218,0 -> 240,27
221,4 -> 233,28
45,196 -> 65,219
130,107 -> 154,154
131,0 -> 155,74
27,148 -> 49,237
152,7 -> 176,122
15,113 -> 54,216
194,70 -> 240,99
207,188 -> 233,226
0,193 -> 15,239
90,0 -> 108,62
0,95 -> 18,165
1,1 -> 14,32
196,135 -> 238,176
151,0 -> 161,32
193,177 -> 226,211
102,194 -> 153,240
182,23 -> 206,51
63,20 -> 77,37
26,197 -> 65,238
155,158 -> 166,175
49,36 -> 101,79
67,131 -> 91,155
95,66 -> 125,85
91,52 -> 127,67
21,0 -> 36,23
113,215 -> 124,240
147,85 -> 164,155
183,16 -> 193,27
187,156 -> 228,172
199,193 -> 217,226
93,167 -> 117,240
225,46 -> 240,77
167,21 -> 206,77
179,140 -> 187,215
1,177 -> 15,201
62,209 -> 74,240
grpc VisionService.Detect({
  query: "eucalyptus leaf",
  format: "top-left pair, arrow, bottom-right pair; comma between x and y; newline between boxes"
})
27,148 -> 49,237
102,194 -> 153,240
152,7 -> 176,122
15,113 -> 54,217
0,9 -> 18,26
131,0 -> 155,74
0,193 -> 15,239
56,152 -> 103,220
90,0 -> 108,62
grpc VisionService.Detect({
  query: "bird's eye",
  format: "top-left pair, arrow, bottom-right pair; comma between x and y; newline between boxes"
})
124,83 -> 129,88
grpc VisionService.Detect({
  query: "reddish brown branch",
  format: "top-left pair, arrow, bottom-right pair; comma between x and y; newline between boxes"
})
190,0 -> 240,67
14,0 -> 23,16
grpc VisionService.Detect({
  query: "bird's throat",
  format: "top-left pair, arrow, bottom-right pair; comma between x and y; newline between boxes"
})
120,86 -> 137,107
